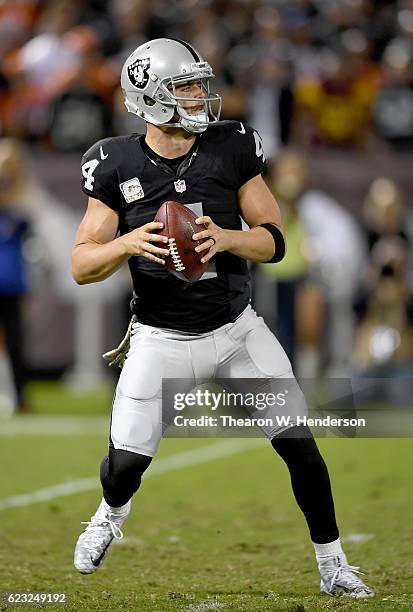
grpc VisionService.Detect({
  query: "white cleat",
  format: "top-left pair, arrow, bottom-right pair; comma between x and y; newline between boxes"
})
319,554 -> 375,598
74,499 -> 130,574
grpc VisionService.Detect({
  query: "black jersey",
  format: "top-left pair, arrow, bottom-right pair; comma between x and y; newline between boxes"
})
80,120 -> 265,332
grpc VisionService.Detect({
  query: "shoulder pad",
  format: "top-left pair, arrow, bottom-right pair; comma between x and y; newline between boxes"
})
82,135 -> 138,163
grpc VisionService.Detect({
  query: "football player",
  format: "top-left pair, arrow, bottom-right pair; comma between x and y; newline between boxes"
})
72,38 -> 374,598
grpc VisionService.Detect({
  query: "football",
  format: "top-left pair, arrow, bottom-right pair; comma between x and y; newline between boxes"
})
154,201 -> 209,282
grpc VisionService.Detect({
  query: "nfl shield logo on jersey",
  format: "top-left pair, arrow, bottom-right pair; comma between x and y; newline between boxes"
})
120,177 -> 144,203
174,179 -> 186,193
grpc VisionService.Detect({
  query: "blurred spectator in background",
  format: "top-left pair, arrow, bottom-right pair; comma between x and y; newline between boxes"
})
0,0 -> 40,59
247,5 -> 295,159
352,176 -> 413,402
352,236 -> 413,404
373,7 -> 413,148
362,176 -> 413,258
258,153 -> 309,368
110,0 -> 147,60
374,40 -> 413,147
1,0 -> 118,150
0,137 -> 83,392
258,149 -> 365,377
0,139 -> 31,413
294,30 -> 381,149
295,151 -> 366,375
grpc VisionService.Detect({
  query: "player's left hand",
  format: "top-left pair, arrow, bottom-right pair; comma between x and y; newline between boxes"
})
192,216 -> 232,263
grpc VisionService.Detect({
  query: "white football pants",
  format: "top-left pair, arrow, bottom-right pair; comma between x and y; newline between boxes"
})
110,305 -> 307,456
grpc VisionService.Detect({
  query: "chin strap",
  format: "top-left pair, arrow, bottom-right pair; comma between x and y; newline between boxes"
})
178,109 -> 209,134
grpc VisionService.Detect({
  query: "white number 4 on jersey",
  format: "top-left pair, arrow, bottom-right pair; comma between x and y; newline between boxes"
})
82,159 -> 100,191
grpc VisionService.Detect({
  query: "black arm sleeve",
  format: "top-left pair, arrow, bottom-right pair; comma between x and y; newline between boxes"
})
259,223 -> 286,263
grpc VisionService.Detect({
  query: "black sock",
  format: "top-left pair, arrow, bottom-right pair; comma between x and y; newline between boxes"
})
271,425 -> 339,544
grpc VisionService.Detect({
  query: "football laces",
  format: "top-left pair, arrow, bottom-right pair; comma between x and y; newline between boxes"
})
168,238 -> 185,272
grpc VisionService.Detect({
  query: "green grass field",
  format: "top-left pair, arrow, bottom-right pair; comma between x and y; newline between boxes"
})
0,383 -> 412,611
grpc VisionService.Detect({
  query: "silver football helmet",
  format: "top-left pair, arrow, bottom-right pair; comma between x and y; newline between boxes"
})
120,38 -> 222,134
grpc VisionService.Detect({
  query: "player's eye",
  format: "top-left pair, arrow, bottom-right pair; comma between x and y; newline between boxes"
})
179,81 -> 202,94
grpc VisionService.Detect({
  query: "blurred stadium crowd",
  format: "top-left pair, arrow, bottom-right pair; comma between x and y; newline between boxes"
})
0,0 -> 413,413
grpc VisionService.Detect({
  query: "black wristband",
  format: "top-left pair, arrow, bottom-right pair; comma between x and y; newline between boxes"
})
258,223 -> 286,263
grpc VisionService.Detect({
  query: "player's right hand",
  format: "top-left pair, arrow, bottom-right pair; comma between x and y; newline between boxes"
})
121,222 -> 169,264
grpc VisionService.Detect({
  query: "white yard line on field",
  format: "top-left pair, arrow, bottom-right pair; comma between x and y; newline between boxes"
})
0,416 -> 108,437
0,438 -> 265,512
185,602 -> 225,612
342,533 -> 375,544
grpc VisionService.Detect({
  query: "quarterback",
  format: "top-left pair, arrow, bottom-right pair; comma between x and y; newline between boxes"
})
72,38 -> 374,598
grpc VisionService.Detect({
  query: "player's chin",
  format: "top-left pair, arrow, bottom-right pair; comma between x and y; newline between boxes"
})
171,107 -> 204,124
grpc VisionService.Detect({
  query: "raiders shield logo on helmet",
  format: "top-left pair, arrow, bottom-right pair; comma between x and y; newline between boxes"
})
127,58 -> 150,89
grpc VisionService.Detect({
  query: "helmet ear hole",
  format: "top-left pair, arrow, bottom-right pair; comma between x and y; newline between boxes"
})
143,95 -> 155,107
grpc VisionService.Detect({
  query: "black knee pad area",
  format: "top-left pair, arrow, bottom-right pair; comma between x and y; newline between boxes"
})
100,447 -> 152,507
271,425 -> 322,466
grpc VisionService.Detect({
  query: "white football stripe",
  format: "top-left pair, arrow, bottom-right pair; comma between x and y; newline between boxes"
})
0,439 -> 264,512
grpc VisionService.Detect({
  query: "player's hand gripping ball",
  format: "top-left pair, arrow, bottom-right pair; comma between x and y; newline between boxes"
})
154,201 -> 209,282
